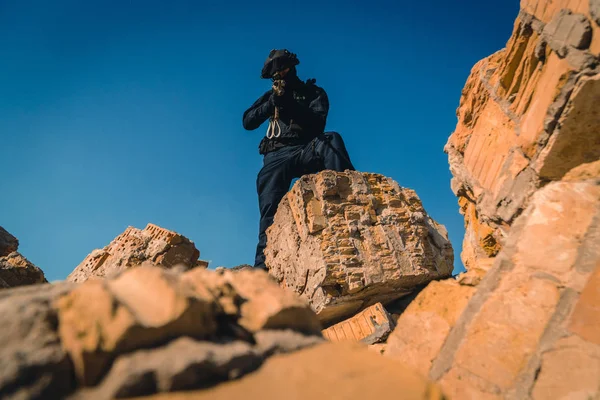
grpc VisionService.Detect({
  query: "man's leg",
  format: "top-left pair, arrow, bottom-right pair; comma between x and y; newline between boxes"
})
254,148 -> 297,270
302,131 -> 356,173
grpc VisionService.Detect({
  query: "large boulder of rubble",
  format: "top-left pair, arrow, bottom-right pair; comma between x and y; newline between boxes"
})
265,171 -> 453,326
0,226 -> 47,288
67,223 -> 206,283
381,1 -> 600,398
445,0 -> 600,276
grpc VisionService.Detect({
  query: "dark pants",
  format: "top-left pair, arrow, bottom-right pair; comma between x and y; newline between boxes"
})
254,131 -> 355,269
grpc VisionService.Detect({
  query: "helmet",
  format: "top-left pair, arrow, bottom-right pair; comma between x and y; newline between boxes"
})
261,49 -> 300,79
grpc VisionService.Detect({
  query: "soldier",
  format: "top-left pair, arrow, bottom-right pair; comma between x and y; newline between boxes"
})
243,49 -> 355,270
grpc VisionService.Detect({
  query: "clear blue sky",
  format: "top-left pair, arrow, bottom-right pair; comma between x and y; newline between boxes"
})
0,1 -> 519,281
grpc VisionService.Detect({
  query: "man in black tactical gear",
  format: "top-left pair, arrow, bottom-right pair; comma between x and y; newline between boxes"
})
243,49 -> 355,270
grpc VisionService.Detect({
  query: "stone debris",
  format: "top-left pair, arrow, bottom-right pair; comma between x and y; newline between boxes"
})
0,263 -> 445,400
0,265 -> 324,399
67,223 -> 204,283
266,170 -> 453,326
56,266 -> 322,387
322,302 -> 395,345
0,226 -> 47,288
445,0 -> 600,271
383,1 -> 600,398
0,252 -> 48,288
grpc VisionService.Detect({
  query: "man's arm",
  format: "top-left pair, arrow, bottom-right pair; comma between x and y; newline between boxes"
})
286,87 -> 329,133
242,91 -> 275,131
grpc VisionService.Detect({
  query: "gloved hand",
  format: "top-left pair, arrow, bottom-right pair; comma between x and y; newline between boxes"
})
270,90 -> 293,108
